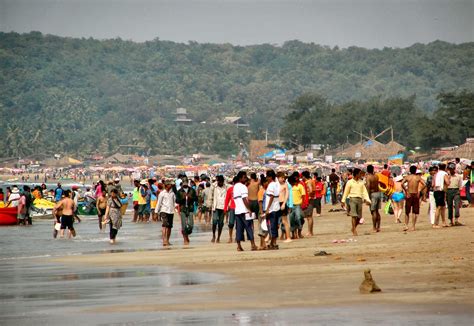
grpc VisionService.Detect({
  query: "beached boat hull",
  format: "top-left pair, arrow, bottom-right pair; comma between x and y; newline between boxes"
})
77,204 -> 98,216
0,207 -> 18,225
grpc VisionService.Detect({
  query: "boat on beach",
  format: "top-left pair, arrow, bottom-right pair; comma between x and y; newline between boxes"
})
0,207 -> 18,225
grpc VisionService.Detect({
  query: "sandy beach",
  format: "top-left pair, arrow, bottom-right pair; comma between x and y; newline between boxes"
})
51,202 -> 474,315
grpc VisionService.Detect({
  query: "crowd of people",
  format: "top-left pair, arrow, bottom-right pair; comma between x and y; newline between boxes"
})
1,158 -> 472,251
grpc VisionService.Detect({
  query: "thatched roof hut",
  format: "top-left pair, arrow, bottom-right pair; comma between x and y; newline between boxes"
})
438,138 -> 474,160
335,140 -> 405,161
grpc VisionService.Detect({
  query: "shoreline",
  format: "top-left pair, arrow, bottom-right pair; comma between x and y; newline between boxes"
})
50,203 -> 474,313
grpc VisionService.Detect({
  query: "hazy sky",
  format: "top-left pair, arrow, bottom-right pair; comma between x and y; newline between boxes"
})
0,0 -> 472,48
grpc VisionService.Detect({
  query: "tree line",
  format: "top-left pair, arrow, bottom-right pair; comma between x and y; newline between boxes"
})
0,32 -> 472,158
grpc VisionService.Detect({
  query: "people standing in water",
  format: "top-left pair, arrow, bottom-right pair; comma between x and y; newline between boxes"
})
176,177 -> 197,245
54,183 -> 63,202
341,168 -> 371,236
155,179 -> 176,247
211,175 -> 227,243
104,189 -> 123,244
132,179 -> 140,222
96,190 -> 107,231
54,190 -> 76,239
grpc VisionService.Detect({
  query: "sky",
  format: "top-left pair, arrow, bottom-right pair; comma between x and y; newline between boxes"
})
0,0 -> 472,48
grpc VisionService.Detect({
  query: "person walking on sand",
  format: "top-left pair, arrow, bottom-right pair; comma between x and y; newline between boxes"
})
433,163 -> 450,229
247,173 -> 260,226
155,179 -> 176,247
401,166 -> 426,231
329,169 -> 340,205
365,165 -> 382,232
176,177 -> 197,245
277,172 -> 292,243
446,163 -> 463,226
54,190 -> 76,239
341,168 -> 371,236
224,176 -> 237,243
234,171 -> 258,252
211,175 -> 227,243
257,177 -> 270,249
288,175 -> 305,239
391,175 -> 405,224
264,170 -> 281,250
425,166 -> 438,226
302,171 -> 315,237
104,189 -> 123,244
314,176 -> 324,218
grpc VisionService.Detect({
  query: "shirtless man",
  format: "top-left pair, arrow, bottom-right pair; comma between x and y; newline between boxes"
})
402,166 -> 426,231
365,165 -> 382,232
54,190 -> 76,238
96,192 -> 108,231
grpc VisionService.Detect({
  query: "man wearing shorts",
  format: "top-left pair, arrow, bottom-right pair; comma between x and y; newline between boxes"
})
341,168 -> 371,236
247,173 -> 260,223
234,171 -> 257,252
402,166 -> 426,231
54,190 -> 76,239
365,165 -> 382,232
433,163 -> 449,228
155,180 -> 176,246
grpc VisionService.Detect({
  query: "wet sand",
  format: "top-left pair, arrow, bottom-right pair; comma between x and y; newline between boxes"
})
52,203 -> 474,317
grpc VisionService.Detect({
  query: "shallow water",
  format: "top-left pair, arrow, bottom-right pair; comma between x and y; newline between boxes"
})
1,217 -> 472,325
0,215 -> 212,261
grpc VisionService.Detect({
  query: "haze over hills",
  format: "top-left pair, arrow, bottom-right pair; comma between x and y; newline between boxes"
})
1,32 -> 473,158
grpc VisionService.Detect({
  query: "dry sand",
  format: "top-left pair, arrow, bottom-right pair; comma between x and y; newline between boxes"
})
52,202 -> 474,313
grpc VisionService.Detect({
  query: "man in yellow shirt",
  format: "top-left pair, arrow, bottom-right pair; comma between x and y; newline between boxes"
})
341,168 -> 371,236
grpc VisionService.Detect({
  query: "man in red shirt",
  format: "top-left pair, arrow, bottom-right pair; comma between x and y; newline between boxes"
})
314,176 -> 324,217
381,164 -> 391,178
224,176 -> 237,243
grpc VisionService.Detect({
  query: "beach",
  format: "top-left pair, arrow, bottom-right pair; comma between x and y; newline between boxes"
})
1,200 -> 473,325
48,203 -> 474,322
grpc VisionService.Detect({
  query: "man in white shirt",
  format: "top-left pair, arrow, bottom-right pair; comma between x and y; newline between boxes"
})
155,180 -> 176,246
233,171 -> 257,252
264,170 -> 281,249
433,163 -> 449,228
211,175 -> 227,243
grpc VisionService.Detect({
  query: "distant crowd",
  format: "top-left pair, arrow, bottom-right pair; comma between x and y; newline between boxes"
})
1,158 -> 472,251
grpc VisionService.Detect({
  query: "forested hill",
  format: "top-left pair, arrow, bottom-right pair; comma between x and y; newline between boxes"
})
1,32 -> 473,158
